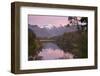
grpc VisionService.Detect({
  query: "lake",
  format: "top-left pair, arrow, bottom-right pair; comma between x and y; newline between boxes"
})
38,42 -> 74,60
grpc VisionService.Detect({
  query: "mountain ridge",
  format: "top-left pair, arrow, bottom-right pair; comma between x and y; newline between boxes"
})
28,24 -> 78,38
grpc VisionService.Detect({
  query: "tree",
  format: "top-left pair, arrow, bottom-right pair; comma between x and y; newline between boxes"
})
28,28 -> 37,57
28,28 -> 42,60
56,31 -> 87,58
80,17 -> 88,31
56,32 -> 76,53
79,31 -> 88,58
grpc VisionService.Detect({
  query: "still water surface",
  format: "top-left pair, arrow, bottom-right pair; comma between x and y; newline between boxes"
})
38,42 -> 74,60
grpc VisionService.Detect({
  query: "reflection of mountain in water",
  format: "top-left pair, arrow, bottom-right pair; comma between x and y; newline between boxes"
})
28,24 -> 78,38
38,43 -> 74,60
42,43 -> 61,50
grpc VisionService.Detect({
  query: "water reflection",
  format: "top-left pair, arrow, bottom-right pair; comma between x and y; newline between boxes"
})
38,43 -> 74,60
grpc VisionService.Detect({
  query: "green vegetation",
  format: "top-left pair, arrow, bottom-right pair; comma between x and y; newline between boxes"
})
28,28 -> 87,60
80,31 -> 88,58
28,29 -> 42,60
56,30 -> 88,58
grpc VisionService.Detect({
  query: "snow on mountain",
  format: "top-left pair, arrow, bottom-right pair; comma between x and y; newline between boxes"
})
28,24 -> 78,38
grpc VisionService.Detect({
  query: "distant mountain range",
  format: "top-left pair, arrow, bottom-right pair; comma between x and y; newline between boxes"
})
28,24 -> 78,38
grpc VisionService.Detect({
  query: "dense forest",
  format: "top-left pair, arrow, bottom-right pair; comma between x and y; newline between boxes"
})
28,29 -> 42,60
28,17 -> 88,60
55,30 -> 87,58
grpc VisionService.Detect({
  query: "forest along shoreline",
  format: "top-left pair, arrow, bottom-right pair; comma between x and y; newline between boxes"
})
28,17 -> 88,60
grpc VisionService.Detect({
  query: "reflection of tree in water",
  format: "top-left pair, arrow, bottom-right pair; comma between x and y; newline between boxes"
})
28,28 -> 42,60
37,42 -> 74,60
28,16 -> 88,60
56,31 -> 87,58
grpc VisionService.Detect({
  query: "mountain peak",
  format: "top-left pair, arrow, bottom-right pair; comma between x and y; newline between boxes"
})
43,24 -> 55,30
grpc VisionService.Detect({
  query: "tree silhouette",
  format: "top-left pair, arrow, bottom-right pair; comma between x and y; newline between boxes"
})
28,28 -> 37,57
28,28 -> 42,60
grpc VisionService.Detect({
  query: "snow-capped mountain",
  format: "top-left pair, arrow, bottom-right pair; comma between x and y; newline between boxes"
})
28,24 -> 78,38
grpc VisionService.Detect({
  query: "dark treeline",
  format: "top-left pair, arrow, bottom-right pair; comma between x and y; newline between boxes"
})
55,30 -> 87,58
28,28 -> 42,60
28,17 -> 88,60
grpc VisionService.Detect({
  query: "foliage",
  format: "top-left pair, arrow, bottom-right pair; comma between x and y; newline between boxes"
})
56,30 -> 88,58
80,31 -> 88,58
28,29 -> 42,59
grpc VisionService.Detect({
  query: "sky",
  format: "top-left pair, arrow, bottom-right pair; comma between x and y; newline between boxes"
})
28,15 -> 69,28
